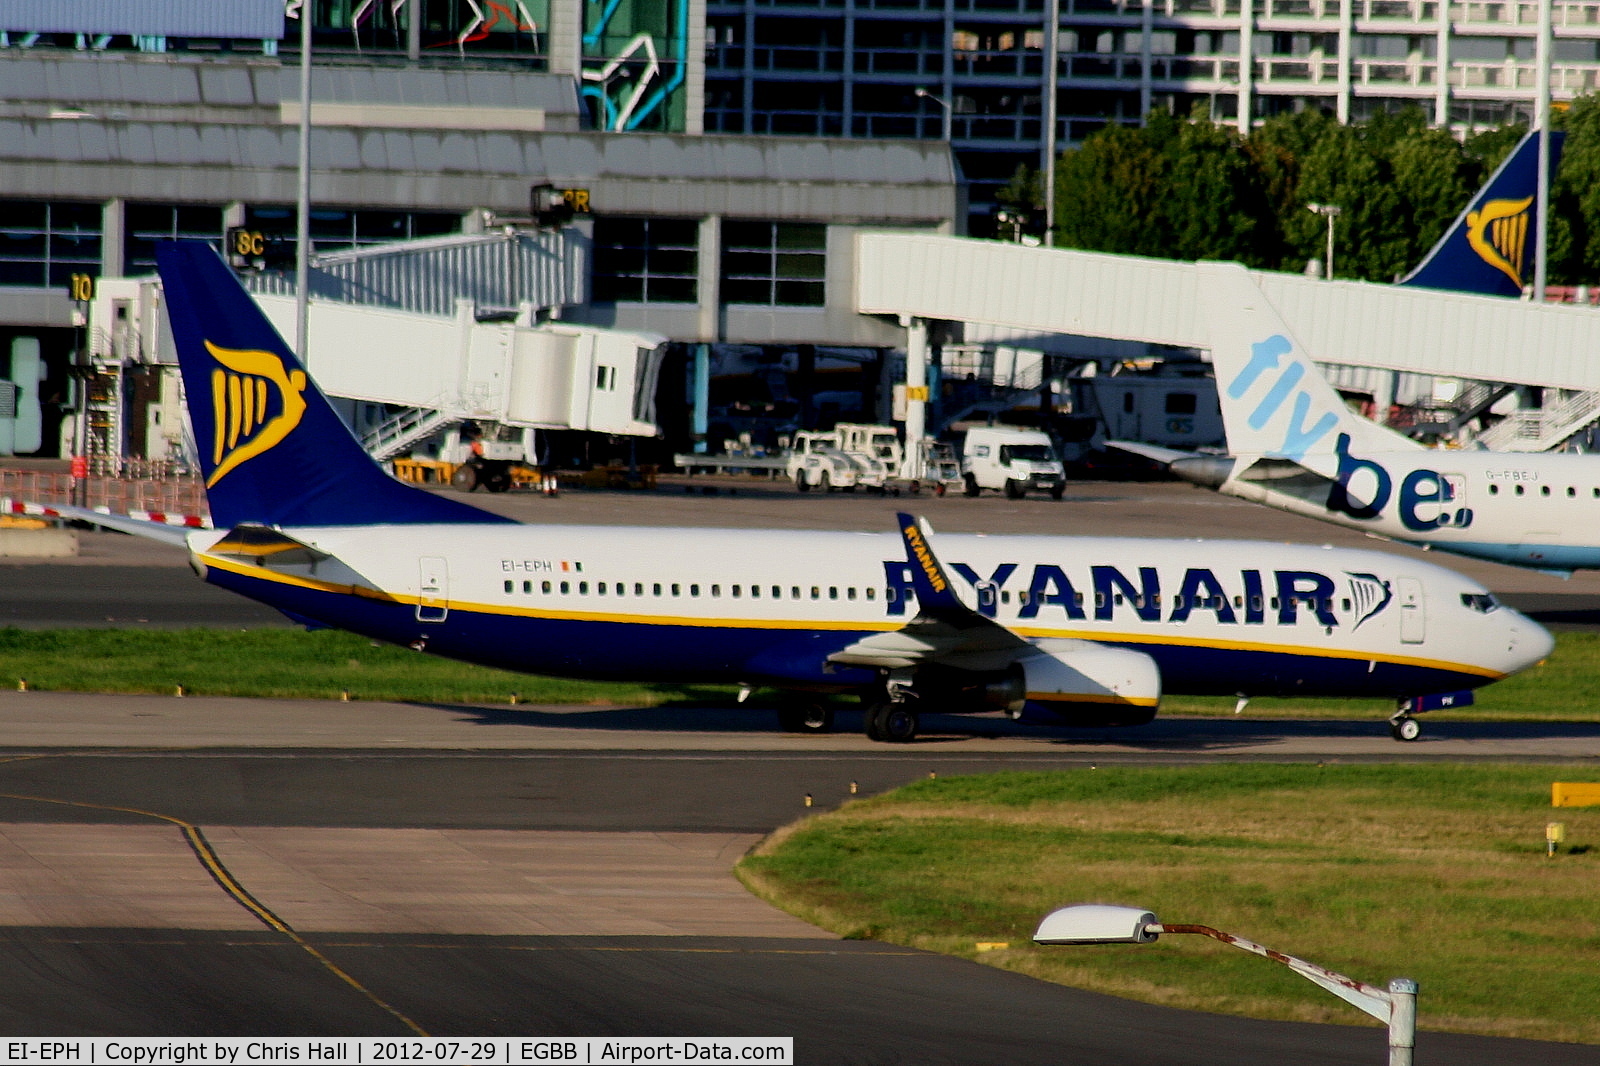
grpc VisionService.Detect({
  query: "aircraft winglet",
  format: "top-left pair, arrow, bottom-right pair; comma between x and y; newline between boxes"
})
896,511 -> 969,618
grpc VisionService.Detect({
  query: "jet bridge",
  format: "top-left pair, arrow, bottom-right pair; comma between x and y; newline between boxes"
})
857,232 -> 1600,451
85,232 -> 664,470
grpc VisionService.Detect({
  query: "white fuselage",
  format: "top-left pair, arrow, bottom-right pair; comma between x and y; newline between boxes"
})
187,523 -> 1549,700
1222,448 -> 1600,573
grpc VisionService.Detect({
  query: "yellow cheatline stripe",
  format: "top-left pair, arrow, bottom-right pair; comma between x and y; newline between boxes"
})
0,790 -> 427,1037
1025,692 -> 1159,707
202,555 -> 1503,680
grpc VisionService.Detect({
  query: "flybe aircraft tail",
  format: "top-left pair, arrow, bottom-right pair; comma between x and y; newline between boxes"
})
155,241 -> 512,529
1197,262 -> 1421,466
1399,129 -> 1564,298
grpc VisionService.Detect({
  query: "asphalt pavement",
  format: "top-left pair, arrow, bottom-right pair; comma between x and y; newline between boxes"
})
0,479 -> 1596,1058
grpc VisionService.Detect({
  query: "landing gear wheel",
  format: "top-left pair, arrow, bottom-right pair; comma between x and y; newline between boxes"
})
1390,716 -> 1421,742
866,701 -> 918,743
1004,479 -> 1025,500
964,473 -> 980,498
777,699 -> 835,734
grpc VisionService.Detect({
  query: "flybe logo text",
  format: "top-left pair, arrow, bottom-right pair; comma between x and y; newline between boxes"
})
882,562 -> 1386,629
1225,334 -> 1340,461
1326,434 -> 1474,532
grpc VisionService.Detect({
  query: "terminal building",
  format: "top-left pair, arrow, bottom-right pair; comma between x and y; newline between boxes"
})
2,0 -> 1598,474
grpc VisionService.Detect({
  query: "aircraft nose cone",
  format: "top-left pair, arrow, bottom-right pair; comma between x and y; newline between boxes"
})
1510,613 -> 1556,671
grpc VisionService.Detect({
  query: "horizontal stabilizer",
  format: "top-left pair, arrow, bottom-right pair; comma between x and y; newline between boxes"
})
20,502 -> 193,547
206,524 -> 332,567
1104,440 -> 1194,466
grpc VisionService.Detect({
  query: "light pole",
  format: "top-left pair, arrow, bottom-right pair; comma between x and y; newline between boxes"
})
1035,905 -> 1418,1066
1307,202 -> 1341,280
913,87 -> 953,143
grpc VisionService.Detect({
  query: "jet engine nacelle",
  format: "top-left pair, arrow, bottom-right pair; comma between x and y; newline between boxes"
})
992,639 -> 1161,728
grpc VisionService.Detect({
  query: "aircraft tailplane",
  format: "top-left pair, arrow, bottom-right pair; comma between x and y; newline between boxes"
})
1198,262 -> 1420,467
155,242 -> 513,530
1400,129 -> 1564,298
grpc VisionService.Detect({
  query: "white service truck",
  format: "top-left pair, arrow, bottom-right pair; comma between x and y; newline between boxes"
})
961,426 -> 1066,499
788,430 -> 889,492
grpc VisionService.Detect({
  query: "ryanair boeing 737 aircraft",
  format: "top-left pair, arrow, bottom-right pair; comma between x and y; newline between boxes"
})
119,244 -> 1549,742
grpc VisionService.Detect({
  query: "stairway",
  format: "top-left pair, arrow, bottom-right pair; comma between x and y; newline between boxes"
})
362,406 -> 461,462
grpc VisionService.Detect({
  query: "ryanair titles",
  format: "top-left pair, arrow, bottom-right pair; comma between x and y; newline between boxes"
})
884,561 -> 1392,630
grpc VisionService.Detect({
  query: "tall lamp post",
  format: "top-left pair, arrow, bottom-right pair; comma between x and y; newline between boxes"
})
913,87 -> 953,143
1307,202 -> 1342,280
1035,905 -> 1418,1065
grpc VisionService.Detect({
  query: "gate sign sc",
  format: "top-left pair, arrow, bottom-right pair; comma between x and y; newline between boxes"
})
226,227 -> 295,271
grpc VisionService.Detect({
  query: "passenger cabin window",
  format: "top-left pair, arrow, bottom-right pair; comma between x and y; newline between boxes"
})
504,580 -> 513,593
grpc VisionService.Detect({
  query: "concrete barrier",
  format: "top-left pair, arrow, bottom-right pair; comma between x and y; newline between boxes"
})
0,528 -> 77,558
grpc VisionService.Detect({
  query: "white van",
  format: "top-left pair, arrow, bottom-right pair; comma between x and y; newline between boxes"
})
961,427 -> 1066,499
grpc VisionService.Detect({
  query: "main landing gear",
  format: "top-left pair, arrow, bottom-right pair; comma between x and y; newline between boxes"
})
862,672 -> 920,743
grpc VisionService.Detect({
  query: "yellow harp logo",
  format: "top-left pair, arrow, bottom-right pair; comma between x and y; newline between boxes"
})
1466,196 -> 1532,289
204,340 -> 308,488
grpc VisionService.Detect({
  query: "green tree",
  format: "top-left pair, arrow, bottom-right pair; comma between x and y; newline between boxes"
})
1246,108 -> 1340,268
1052,119 -> 1169,255
1550,94 -> 1600,284
1053,107 -> 1268,263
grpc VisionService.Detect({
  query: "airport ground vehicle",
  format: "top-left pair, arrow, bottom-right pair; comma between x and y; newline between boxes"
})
787,429 -> 888,492
962,426 -> 1066,499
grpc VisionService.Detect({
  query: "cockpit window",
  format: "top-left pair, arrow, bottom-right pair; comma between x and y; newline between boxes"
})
1461,593 -> 1499,613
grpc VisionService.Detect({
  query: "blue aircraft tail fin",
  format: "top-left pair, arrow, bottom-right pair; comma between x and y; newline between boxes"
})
156,241 -> 513,529
1399,130 -> 1564,297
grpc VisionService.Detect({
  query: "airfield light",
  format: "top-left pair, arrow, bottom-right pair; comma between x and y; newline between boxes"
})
1034,905 -> 1418,1065
1547,821 -> 1566,857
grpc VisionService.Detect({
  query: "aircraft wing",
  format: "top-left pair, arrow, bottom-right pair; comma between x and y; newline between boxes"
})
830,513 -> 1163,716
827,513 -> 1029,672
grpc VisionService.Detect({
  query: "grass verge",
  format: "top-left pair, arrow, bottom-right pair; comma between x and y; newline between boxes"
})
0,627 -> 718,706
0,628 -> 1593,723
737,764 -> 1600,1044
